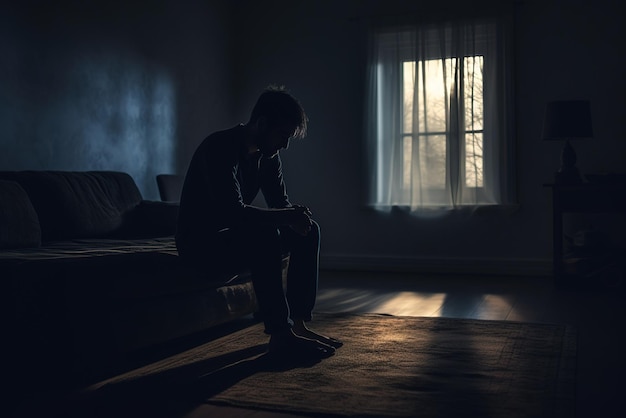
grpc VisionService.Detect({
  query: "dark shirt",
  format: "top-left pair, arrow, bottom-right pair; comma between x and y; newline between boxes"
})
176,124 -> 291,252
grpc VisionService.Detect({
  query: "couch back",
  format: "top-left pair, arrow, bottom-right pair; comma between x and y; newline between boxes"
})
0,171 -> 143,242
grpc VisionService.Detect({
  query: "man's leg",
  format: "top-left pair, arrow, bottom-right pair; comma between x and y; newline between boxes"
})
245,224 -> 292,335
281,220 -> 321,322
227,224 -> 335,358
280,220 -> 343,349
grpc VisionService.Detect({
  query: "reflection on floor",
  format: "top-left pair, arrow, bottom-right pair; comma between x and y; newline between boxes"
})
316,270 -> 551,322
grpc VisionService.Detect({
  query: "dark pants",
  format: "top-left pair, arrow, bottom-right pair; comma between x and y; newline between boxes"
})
179,220 -> 320,335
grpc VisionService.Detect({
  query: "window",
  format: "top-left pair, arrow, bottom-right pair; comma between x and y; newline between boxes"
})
402,56 -> 484,190
366,17 -> 515,210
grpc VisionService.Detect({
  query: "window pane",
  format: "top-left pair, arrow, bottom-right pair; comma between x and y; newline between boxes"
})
402,134 -> 446,190
464,56 -> 483,132
465,132 -> 483,187
419,60 -> 448,134
403,136 -> 412,189
403,62 -> 415,133
403,60 -> 449,134
420,134 -> 446,189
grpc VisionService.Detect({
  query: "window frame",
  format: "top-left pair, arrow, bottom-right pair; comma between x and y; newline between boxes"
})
371,19 -> 509,209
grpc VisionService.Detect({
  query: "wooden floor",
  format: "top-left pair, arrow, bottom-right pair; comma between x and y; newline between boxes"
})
11,269 -> 626,417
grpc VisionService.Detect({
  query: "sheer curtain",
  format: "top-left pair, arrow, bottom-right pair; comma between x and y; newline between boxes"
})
365,15 -> 515,211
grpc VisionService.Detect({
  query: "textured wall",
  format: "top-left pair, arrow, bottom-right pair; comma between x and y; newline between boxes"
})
1,47 -> 176,200
0,0 -> 233,200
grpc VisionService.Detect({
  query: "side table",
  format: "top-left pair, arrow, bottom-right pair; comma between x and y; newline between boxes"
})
545,182 -> 626,287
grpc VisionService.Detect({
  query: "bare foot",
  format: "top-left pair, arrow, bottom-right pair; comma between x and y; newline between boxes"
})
269,329 -> 335,358
292,321 -> 343,349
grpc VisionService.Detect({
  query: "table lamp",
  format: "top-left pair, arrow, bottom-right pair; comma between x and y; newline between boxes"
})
542,100 -> 593,185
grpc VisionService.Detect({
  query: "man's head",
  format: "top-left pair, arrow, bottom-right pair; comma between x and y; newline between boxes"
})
248,85 -> 308,158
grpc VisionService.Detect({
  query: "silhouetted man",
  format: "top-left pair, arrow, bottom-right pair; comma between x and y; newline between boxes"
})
176,86 -> 342,358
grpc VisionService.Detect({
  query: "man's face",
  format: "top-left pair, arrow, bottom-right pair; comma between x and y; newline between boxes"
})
258,124 -> 296,158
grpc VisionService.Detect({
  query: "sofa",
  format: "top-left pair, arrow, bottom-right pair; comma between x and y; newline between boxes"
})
0,170 -> 284,384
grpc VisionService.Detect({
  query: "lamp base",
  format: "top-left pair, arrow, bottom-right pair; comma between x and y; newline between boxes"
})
554,139 -> 583,185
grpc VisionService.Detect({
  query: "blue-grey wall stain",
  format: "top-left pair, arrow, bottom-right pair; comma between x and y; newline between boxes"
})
1,1 -> 178,200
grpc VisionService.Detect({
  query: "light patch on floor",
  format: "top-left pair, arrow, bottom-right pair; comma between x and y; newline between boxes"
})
371,291 -> 448,316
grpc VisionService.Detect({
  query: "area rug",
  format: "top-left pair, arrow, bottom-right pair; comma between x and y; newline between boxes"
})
86,313 -> 577,418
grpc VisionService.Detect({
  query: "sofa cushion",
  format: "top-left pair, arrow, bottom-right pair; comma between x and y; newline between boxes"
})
120,200 -> 179,238
0,236 -> 255,298
0,171 -> 143,241
0,180 -> 42,249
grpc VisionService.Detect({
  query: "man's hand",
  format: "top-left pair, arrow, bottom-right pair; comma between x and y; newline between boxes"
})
288,205 -> 313,236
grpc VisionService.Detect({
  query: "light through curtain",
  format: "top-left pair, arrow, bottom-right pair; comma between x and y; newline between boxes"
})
366,17 -> 515,210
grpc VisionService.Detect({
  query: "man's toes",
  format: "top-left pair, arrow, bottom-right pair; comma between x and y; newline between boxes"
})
294,329 -> 343,349
269,334 -> 335,359
322,335 -> 343,348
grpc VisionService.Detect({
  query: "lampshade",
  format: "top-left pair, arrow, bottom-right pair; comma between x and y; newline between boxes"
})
542,100 -> 593,140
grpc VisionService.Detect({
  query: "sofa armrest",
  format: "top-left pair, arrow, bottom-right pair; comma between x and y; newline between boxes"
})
0,180 -> 42,249
120,200 -> 179,238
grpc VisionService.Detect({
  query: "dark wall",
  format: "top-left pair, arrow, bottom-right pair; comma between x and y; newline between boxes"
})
0,0 -> 235,199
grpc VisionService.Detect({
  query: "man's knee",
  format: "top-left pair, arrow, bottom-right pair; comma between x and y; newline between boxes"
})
294,219 -> 320,249
305,220 -> 320,247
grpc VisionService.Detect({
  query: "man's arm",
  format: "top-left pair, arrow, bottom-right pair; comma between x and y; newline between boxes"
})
259,154 -> 291,209
254,153 -> 312,235
241,205 -> 312,235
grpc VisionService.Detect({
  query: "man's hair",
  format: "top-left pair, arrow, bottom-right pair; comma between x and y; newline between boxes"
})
249,85 -> 308,139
